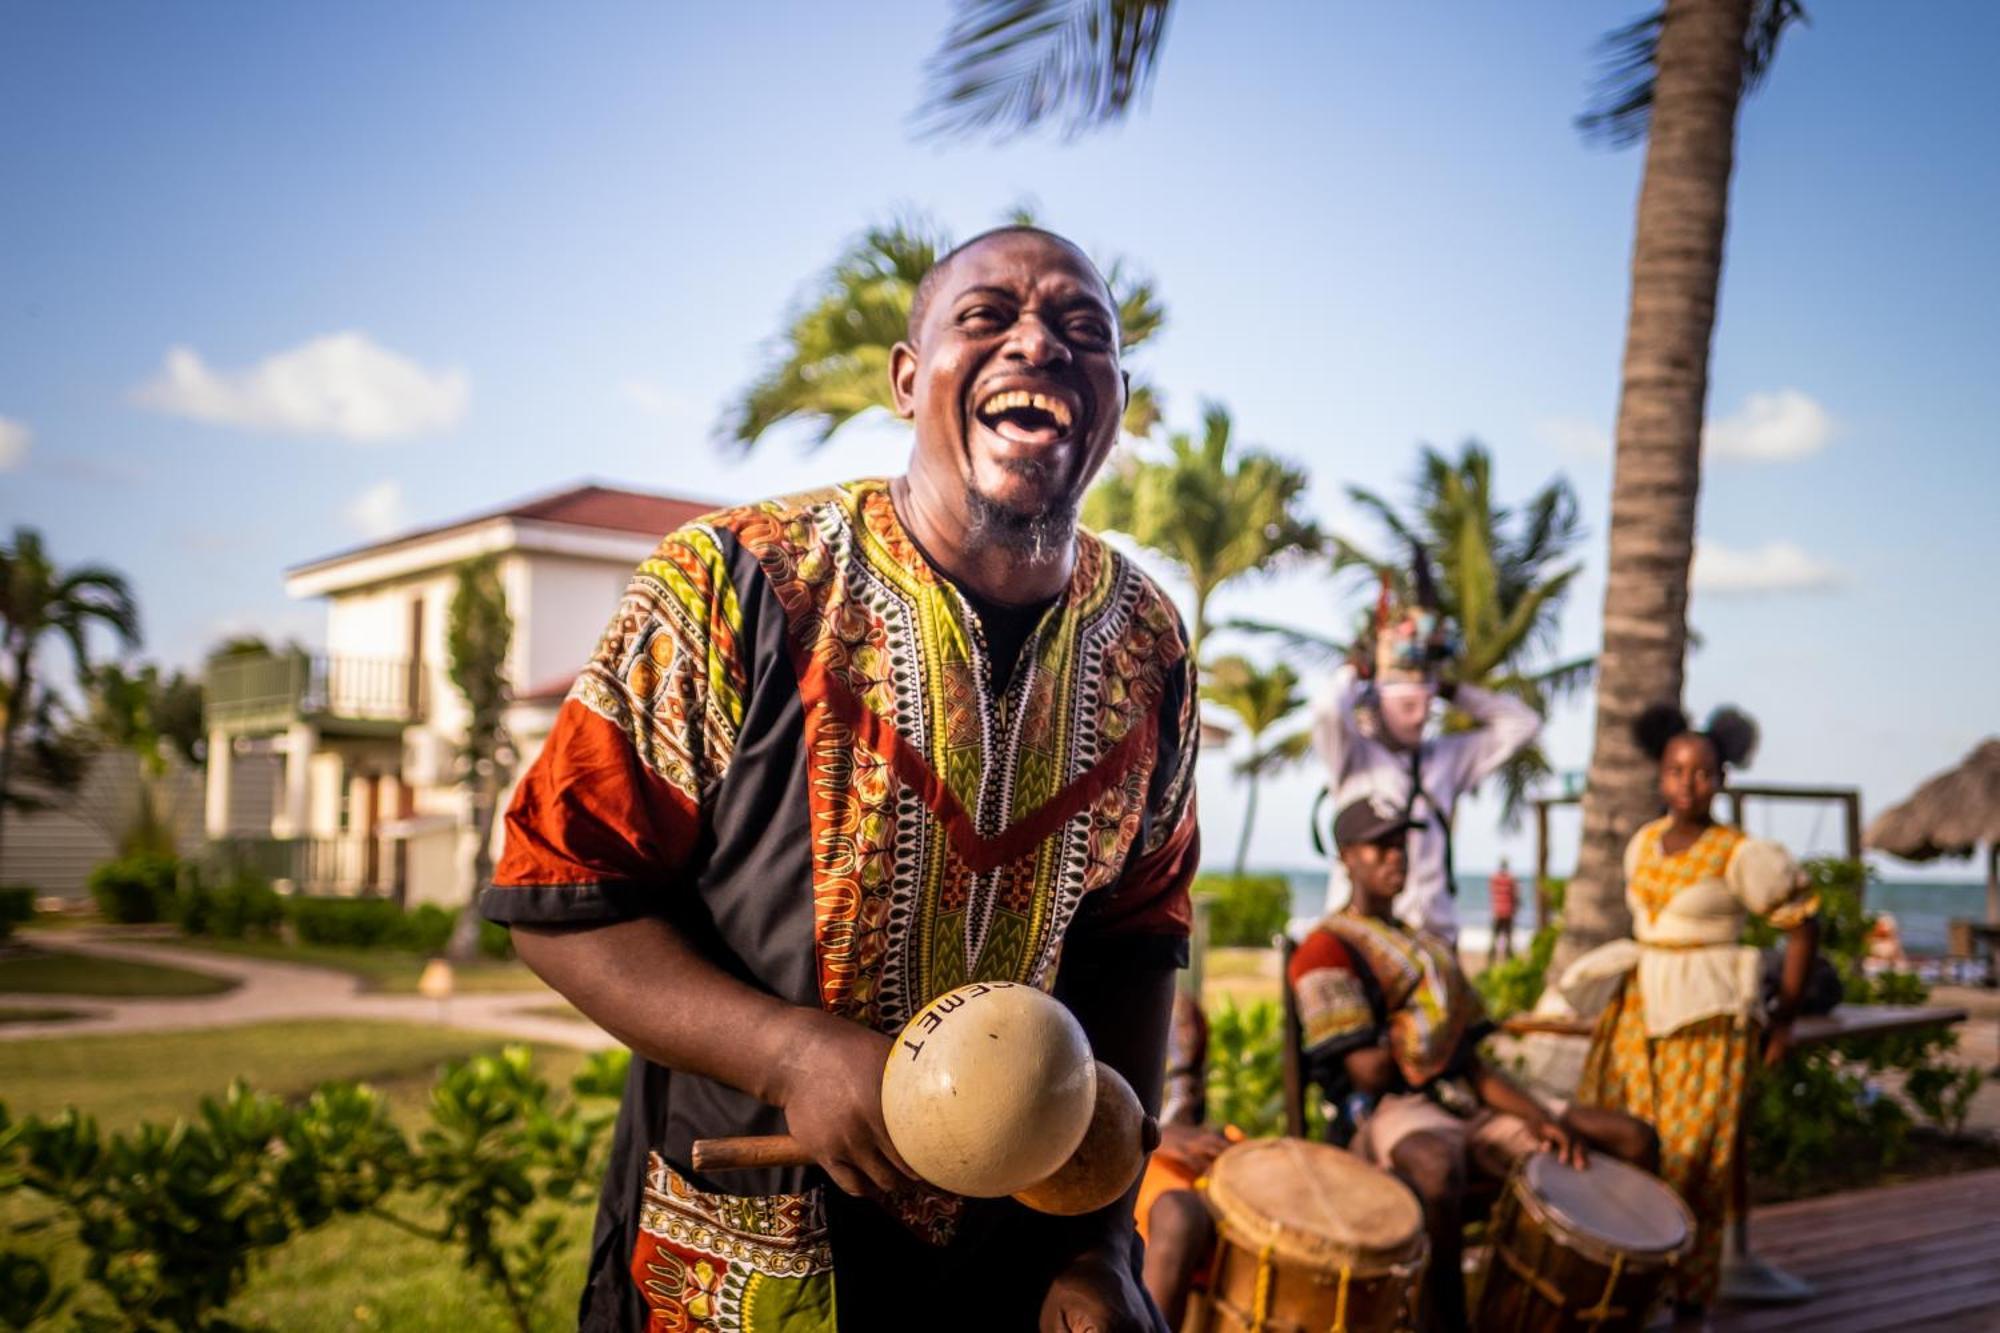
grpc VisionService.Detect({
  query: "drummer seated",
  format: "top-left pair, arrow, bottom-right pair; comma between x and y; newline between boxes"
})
1289,799 -> 1660,1330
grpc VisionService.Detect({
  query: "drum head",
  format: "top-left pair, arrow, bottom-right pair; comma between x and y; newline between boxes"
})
1204,1139 -> 1425,1270
1518,1152 -> 1692,1257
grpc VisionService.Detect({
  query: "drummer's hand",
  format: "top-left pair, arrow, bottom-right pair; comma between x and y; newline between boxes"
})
771,1007 -> 913,1197
1040,1246 -> 1152,1333
1534,1116 -> 1589,1170
1155,1123 -> 1230,1177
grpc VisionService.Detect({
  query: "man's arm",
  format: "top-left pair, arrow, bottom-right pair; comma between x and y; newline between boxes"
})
1436,681 -> 1542,788
1467,1052 -> 1583,1166
1310,663 -> 1371,784
512,916 -> 911,1196
1341,1039 -> 1401,1096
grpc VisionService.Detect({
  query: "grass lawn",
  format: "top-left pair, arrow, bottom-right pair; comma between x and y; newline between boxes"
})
1202,945 -> 1281,1009
160,936 -> 552,995
3,1020 -> 595,1331
0,945 -> 238,997
0,1005 -> 86,1026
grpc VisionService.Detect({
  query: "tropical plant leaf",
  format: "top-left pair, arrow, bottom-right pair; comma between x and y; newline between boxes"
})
1578,0 -> 1808,148
917,0 -> 1175,141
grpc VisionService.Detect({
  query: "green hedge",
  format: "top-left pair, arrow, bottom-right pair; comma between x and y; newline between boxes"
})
288,898 -> 455,953
1194,873 -> 1292,948
86,854 -> 182,924
0,886 -> 34,940
174,873 -> 285,940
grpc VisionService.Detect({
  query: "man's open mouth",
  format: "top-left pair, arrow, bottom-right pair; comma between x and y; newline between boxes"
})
974,388 -> 1078,448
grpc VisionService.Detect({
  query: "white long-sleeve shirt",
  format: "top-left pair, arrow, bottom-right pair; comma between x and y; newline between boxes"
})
1308,665 -> 1541,943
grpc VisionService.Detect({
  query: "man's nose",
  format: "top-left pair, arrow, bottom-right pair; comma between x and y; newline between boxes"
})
1004,315 -> 1071,369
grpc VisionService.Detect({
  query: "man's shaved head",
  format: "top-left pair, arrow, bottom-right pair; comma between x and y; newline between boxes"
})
907,225 -> 1116,344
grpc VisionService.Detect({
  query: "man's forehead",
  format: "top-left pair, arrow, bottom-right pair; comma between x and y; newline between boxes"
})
935,233 -> 1111,306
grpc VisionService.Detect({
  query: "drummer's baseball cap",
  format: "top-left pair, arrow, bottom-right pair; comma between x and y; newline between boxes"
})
1333,798 -> 1418,850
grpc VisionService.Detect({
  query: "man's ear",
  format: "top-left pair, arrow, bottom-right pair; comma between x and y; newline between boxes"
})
890,341 -> 918,419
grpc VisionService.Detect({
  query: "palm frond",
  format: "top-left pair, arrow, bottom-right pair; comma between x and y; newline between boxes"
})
1220,618 -> 1348,667
1578,1 -> 1808,149
917,0 -> 1175,142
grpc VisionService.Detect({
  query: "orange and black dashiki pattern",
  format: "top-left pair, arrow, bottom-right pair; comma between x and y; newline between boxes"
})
1287,912 -> 1490,1090
482,480 -> 1201,1333
1577,820 -> 1814,1308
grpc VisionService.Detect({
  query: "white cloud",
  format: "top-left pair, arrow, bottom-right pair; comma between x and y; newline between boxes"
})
1703,389 -> 1833,462
345,480 -> 409,539
133,332 -> 468,442
1693,539 -> 1843,595
1537,416 -> 1610,460
0,415 -> 30,470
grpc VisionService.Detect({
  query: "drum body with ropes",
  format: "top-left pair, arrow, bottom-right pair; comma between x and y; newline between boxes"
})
1195,1139 -> 1428,1333
1473,1152 -> 1693,1332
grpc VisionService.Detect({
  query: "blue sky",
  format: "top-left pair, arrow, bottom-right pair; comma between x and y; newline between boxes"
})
5,2 -> 1996,878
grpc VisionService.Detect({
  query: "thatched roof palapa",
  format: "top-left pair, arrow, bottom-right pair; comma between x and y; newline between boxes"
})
1866,738 -> 2000,922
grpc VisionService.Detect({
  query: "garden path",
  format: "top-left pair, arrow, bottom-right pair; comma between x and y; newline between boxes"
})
0,932 -> 616,1051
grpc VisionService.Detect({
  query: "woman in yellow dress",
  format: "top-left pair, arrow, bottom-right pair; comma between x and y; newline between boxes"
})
1560,703 -> 1821,1317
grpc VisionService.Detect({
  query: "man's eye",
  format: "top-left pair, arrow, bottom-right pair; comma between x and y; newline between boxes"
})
959,306 -> 1005,327
1069,320 -> 1112,343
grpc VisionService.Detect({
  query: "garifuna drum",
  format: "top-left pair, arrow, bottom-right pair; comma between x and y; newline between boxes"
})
1197,1139 -> 1429,1333
879,980 -> 1097,1199
1473,1151 -> 1694,1332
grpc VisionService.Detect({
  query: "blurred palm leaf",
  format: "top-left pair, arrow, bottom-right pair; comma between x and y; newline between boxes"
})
918,0 -> 1175,141
1578,0 -> 1808,147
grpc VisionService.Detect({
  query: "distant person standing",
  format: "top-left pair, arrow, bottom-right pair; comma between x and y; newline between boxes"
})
1309,554 -> 1542,946
1488,857 -> 1520,963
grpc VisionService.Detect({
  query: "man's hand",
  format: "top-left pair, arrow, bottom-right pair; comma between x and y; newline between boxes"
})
1040,1246 -> 1156,1333
1154,1124 -> 1229,1179
770,1007 -> 912,1196
1533,1115 -> 1589,1170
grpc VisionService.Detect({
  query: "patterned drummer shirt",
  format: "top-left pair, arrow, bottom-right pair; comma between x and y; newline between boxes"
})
1287,912 -> 1492,1105
481,479 -> 1201,1333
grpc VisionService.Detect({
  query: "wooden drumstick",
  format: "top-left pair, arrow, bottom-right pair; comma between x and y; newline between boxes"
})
692,1134 -> 811,1172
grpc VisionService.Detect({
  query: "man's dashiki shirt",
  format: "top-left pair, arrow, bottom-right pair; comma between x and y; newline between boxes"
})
481,479 -> 1200,1332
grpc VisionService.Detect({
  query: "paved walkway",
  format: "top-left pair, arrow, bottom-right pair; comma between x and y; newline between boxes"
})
0,932 -> 618,1051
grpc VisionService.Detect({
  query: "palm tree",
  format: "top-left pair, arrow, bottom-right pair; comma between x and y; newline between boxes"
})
1201,655 -> 1310,877
918,0 -> 1806,963
1562,0 -> 1804,965
443,556 -> 515,958
1083,402 -> 1321,670
84,663 -> 205,855
721,213 -> 1166,450
0,528 -> 140,865
1324,442 -> 1593,824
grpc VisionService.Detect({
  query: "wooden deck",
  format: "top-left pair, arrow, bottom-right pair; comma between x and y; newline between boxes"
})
1715,1168 -> 2000,1332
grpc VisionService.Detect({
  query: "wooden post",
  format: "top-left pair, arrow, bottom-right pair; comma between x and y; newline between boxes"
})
1727,789 -> 1744,830
1534,799 -> 1552,930
1843,792 -> 1863,864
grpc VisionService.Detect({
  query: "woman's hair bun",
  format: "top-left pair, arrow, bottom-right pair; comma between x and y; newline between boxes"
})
1632,702 -> 1690,761
1703,705 -> 1760,770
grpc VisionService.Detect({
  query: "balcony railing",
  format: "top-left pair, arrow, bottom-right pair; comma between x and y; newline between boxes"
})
208,835 -> 384,897
206,652 -> 426,734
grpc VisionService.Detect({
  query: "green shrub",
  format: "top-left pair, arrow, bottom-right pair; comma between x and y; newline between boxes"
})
0,886 -> 35,941
479,916 -> 516,961
285,897 -> 460,954
1194,873 -> 1292,948
86,854 -> 181,924
175,872 -> 285,940
0,1047 -> 625,1333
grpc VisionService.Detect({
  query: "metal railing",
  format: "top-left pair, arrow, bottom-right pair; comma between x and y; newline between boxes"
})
207,835 -> 381,896
206,652 -> 426,732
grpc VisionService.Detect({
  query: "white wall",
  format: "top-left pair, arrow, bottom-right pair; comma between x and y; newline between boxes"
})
519,553 -> 633,693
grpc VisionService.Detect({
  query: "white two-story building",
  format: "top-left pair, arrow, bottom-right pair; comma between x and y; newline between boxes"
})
203,483 -> 710,905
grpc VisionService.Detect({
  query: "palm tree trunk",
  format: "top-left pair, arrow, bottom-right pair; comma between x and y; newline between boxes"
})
0,646 -> 30,869
1560,0 -> 1751,973
1233,767 -> 1259,878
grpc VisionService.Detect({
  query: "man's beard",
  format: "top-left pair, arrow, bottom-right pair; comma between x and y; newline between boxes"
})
964,463 -> 1080,561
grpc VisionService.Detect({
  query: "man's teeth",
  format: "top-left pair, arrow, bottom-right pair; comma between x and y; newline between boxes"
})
979,390 -> 1073,429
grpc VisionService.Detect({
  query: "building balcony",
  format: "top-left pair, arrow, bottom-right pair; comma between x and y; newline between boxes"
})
206,652 -> 426,737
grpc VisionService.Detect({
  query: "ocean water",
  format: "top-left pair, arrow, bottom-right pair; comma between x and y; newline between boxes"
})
1276,867 -> 1989,957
